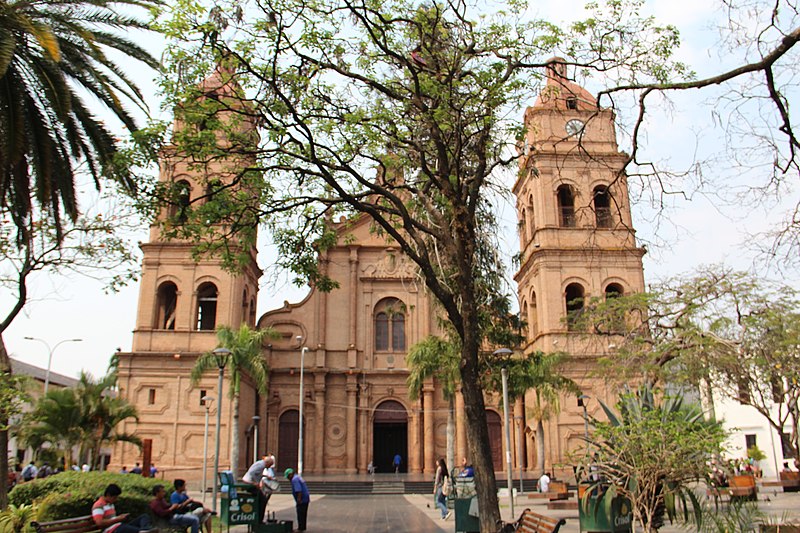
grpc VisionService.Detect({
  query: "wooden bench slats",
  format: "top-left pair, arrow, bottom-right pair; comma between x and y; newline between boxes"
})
32,517 -> 101,533
515,508 -> 566,533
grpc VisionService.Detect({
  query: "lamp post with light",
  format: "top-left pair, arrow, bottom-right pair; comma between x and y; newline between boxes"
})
577,394 -> 590,441
252,415 -> 261,463
296,336 -> 307,475
23,337 -> 83,395
201,395 -> 214,502
211,347 -> 231,514
493,347 -> 515,518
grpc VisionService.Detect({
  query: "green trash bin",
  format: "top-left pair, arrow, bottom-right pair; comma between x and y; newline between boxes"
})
454,497 -> 480,533
578,485 -> 633,533
218,471 -> 259,528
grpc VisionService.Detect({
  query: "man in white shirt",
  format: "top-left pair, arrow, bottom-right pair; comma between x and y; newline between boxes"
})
537,472 -> 551,493
242,455 -> 275,523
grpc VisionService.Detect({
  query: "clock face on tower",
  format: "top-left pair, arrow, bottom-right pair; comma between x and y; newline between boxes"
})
565,119 -> 585,137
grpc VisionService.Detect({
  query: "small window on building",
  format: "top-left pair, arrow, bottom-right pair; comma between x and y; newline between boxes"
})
737,378 -> 751,404
249,297 -> 256,326
530,291 -> 539,337
200,390 -> 207,406
566,97 -> 578,110
565,283 -> 585,331
196,282 -> 218,330
156,282 -> 178,330
557,185 -> 576,228
593,186 -> 613,228
745,434 -> 757,451
374,298 -> 406,352
605,283 -> 624,299
148,388 -> 156,405
168,180 -> 191,223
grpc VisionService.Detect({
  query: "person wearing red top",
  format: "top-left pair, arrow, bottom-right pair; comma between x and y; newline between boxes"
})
91,484 -> 155,533
149,485 -> 200,533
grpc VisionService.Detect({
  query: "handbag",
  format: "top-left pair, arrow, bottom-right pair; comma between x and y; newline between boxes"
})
442,476 -> 452,496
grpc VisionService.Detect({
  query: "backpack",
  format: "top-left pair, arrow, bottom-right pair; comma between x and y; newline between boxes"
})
22,465 -> 34,481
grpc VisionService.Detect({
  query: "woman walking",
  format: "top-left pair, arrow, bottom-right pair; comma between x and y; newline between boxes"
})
433,458 -> 452,520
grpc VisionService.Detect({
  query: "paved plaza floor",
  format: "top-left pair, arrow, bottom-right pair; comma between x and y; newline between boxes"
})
210,489 -> 800,533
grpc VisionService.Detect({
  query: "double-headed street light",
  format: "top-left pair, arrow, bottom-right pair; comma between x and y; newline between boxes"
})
24,337 -> 83,395
211,347 -> 231,513
201,395 -> 214,503
493,347 -> 515,518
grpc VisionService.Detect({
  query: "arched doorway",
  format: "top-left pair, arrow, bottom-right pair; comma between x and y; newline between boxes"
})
278,410 -> 301,472
486,410 -> 503,471
372,400 -> 408,473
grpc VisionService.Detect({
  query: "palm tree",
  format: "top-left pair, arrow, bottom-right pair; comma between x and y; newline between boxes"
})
407,336 -> 460,471
0,0 -> 159,242
19,388 -> 84,467
75,372 -> 141,469
486,351 -> 579,475
192,325 -> 276,476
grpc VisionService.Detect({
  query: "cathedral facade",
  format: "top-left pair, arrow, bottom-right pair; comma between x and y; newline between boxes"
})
113,60 -> 645,481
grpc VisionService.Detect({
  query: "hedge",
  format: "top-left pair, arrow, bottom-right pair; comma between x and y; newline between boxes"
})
10,472 -> 163,521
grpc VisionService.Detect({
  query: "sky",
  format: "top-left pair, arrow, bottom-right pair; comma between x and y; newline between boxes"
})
2,0 -> 798,380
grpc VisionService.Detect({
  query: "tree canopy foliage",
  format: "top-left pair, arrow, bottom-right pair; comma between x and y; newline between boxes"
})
576,267 -> 800,464
152,0 -> 800,528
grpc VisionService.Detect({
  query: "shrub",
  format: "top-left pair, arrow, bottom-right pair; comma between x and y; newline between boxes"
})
10,472 -> 161,521
0,504 -> 38,533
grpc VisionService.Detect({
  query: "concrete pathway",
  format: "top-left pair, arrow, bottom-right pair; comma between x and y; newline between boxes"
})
208,490 -> 800,533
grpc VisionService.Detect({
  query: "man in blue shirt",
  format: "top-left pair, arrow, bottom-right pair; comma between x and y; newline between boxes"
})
393,453 -> 402,474
170,479 -> 214,533
284,469 -> 310,531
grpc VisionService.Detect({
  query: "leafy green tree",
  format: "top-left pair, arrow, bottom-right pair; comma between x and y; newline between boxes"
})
407,335 -> 460,470
576,268 -> 800,467
18,371 -> 140,471
580,385 -> 726,533
153,0 -> 800,527
191,325 -> 276,475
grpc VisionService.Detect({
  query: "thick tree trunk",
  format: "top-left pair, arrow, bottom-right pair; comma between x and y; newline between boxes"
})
231,393 -> 240,477
535,419 -> 545,477
459,335 -> 501,531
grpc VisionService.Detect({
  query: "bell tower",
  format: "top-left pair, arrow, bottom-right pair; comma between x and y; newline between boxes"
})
514,58 -> 646,471
113,66 -> 262,474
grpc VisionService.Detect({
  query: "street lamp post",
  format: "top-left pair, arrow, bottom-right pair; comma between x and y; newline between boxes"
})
24,337 -> 83,395
296,336 -> 307,475
578,395 -> 590,440
252,415 -> 261,463
211,347 -> 231,514
493,347 -> 515,518
201,395 -> 214,503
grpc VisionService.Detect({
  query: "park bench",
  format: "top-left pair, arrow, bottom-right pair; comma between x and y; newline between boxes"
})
546,481 -> 570,501
780,471 -> 800,492
31,516 -> 101,533
512,508 -> 566,533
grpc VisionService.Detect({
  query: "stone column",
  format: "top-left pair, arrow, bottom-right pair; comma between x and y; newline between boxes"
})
358,382 -> 370,472
408,398 -> 422,473
346,379 -> 358,473
314,374 -> 326,473
514,397 -> 525,471
423,387 -> 435,474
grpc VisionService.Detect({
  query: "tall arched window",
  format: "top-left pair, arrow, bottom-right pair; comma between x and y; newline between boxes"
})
521,301 -> 529,339
196,282 -> 218,330
565,283 -> 585,331
374,298 -> 406,351
249,297 -> 257,326
557,185 -> 576,228
530,291 -> 539,337
156,282 -> 178,330
593,186 -> 613,228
